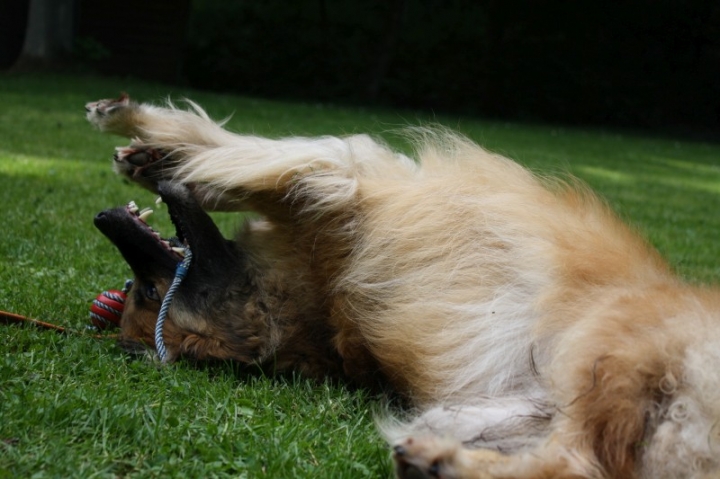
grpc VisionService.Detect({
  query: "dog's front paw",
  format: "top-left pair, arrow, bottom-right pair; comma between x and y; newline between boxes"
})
85,93 -> 143,137
86,93 -> 129,125
113,144 -> 173,191
114,145 -> 165,168
393,436 -> 504,479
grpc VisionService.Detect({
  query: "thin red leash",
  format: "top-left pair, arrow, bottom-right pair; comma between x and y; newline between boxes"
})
0,310 -> 117,338
0,310 -> 67,333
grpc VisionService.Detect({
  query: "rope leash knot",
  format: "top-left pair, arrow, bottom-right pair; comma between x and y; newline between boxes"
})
154,248 -> 192,363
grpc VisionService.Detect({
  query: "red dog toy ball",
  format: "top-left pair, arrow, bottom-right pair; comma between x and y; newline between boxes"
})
90,290 -> 126,330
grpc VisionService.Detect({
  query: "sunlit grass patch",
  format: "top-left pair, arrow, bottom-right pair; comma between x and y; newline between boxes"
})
2,72 -> 720,478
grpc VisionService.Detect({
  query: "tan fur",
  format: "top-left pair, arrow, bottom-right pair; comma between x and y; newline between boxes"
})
86,97 -> 720,478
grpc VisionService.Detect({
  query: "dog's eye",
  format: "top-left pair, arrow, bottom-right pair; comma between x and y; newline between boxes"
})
144,284 -> 160,302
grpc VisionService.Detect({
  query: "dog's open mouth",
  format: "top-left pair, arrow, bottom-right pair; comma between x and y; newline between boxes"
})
125,199 -> 188,260
96,180 -> 240,290
95,193 -> 191,278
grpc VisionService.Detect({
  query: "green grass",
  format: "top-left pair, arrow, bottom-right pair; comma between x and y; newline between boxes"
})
2,72 -> 720,478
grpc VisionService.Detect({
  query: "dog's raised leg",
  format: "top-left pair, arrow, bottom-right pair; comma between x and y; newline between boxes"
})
87,95 -> 389,385
86,95 -> 415,215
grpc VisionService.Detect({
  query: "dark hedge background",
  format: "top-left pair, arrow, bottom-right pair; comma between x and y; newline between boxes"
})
6,0 -> 719,134
182,0 -> 720,133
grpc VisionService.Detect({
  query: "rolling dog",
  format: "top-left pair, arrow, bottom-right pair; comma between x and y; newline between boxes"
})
88,95 -> 720,479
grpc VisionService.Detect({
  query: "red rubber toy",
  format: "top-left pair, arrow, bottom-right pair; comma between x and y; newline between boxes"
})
90,290 -> 126,330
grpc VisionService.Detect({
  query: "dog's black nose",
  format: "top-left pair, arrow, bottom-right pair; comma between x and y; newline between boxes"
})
93,210 -> 114,228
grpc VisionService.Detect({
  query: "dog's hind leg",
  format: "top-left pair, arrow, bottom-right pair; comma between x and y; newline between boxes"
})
386,398 -> 604,479
392,434 -> 604,479
86,95 -> 416,214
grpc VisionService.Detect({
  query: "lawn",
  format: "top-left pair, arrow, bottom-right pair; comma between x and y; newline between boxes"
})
2,72 -> 720,478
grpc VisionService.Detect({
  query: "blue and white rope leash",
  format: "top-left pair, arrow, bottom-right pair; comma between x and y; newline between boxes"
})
155,248 -> 192,363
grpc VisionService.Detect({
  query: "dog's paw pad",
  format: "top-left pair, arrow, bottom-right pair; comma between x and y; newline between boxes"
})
393,436 -> 458,479
393,437 -> 507,479
112,145 -> 173,188
114,146 -> 165,168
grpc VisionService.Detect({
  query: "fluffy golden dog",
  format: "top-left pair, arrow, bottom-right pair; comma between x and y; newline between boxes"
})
86,95 -> 720,478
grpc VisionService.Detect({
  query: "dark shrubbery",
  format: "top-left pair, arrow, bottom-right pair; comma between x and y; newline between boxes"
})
184,0 -> 720,131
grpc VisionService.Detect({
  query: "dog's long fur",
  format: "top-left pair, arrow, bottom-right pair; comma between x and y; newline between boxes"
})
86,96 -> 720,478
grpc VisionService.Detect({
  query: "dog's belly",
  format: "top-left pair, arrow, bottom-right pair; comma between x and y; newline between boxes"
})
333,178 -> 557,404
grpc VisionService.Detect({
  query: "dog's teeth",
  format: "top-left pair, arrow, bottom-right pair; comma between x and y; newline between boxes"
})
155,196 -> 163,206
127,201 -> 139,214
138,208 -> 153,222
172,247 -> 186,257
